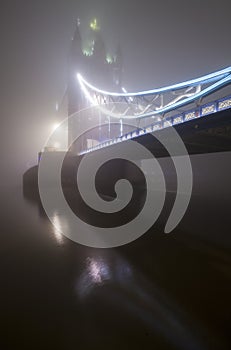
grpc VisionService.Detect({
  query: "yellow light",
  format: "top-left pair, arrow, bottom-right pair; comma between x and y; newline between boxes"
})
90,18 -> 100,31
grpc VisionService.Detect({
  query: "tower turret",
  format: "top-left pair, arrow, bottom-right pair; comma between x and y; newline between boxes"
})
67,20 -> 84,149
68,20 -> 83,117
67,18 -> 124,154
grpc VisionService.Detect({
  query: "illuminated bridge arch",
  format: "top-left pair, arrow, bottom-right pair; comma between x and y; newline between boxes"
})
77,67 -> 231,119
76,67 -> 231,154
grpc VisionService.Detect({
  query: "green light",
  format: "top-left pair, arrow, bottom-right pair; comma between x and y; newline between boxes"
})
106,53 -> 116,64
90,18 -> 100,31
83,49 -> 92,56
82,40 -> 94,56
106,54 -> 113,64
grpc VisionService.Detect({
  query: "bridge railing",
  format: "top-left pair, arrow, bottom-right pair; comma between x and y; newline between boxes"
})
78,94 -> 231,155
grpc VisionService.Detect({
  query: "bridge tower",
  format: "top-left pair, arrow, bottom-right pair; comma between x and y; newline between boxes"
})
67,19 -> 123,153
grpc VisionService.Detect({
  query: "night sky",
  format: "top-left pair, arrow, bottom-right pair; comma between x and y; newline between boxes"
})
0,0 -> 230,184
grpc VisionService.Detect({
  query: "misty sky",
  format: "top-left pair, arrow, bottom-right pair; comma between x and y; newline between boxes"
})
0,0 -> 230,184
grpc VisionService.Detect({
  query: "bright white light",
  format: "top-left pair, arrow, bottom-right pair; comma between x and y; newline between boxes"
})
173,116 -> 183,125
218,97 -> 231,110
184,111 -> 196,121
78,67 -> 231,97
201,104 -> 216,116
52,122 -> 60,132
77,68 -> 231,119
122,87 -> 133,101
52,213 -> 64,245
54,142 -> 60,149
77,73 -> 97,106
120,119 -> 123,136
146,126 -> 153,133
163,120 -> 172,128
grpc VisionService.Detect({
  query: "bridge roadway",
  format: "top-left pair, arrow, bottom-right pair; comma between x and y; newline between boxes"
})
80,104 -> 231,159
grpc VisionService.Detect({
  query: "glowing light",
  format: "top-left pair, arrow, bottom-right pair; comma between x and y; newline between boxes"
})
52,122 -> 60,132
90,18 -> 100,31
83,49 -> 92,56
77,67 -> 231,119
77,73 -> 97,106
218,97 -> 231,111
54,142 -> 60,149
78,94 -> 231,155
106,54 -> 114,64
83,47 -> 94,56
201,104 -> 216,116
152,123 -> 162,131
122,87 -> 133,102
78,67 -> 231,97
173,116 -> 183,125
145,126 -> 153,133
120,118 -> 123,136
82,39 -> 94,56
52,213 -> 64,245
184,111 -> 197,121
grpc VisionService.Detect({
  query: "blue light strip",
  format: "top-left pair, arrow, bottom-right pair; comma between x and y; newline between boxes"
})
78,94 -> 231,155
77,66 -> 231,97
77,68 -> 231,119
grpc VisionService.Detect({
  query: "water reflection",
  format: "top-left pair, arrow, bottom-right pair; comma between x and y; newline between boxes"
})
76,251 -> 209,350
21,185 -> 231,349
87,258 -> 110,283
77,255 -> 132,298
77,257 -> 111,297
51,212 -> 65,245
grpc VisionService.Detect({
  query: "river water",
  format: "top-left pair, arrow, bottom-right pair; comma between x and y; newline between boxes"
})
1,152 -> 231,349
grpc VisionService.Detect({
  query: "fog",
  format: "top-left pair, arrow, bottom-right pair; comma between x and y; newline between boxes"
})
0,0 -> 230,185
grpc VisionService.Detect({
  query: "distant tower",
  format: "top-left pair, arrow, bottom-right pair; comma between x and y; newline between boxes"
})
67,18 -> 123,153
67,20 -> 85,149
68,20 -> 82,117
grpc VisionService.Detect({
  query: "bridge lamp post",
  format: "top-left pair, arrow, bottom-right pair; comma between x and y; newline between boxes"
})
120,118 -> 123,137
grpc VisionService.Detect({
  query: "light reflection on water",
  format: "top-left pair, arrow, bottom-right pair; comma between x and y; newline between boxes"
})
51,212 -> 65,245
77,257 -> 111,297
76,252 -> 207,350
77,255 -> 132,298
19,185 -> 231,349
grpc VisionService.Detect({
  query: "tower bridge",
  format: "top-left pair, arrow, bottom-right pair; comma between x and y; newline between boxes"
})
55,20 -> 231,157
24,20 -> 231,204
